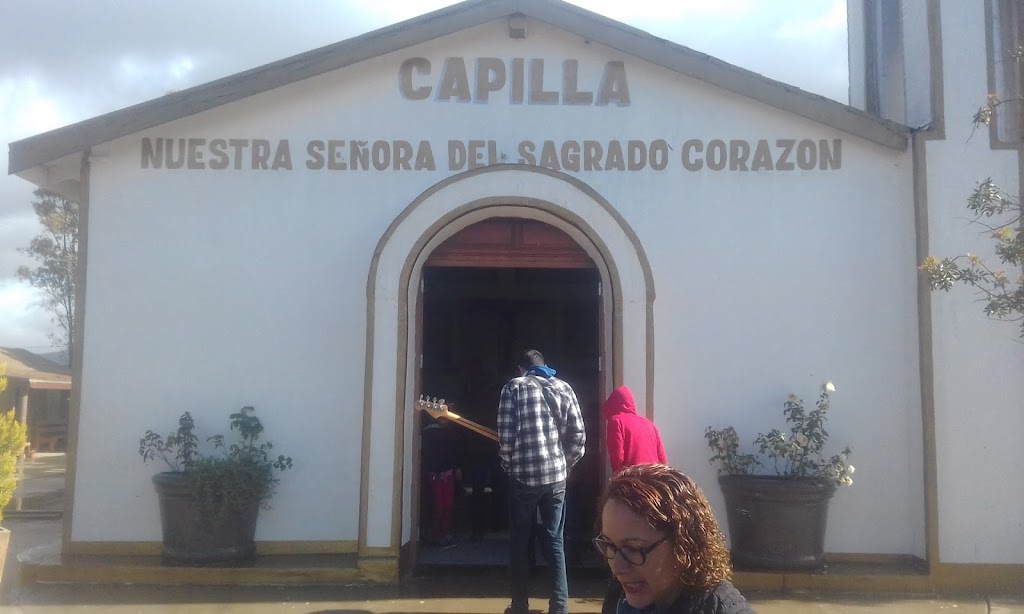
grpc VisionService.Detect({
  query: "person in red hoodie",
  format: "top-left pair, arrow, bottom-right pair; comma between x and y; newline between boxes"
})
601,385 -> 669,613
603,385 -> 668,474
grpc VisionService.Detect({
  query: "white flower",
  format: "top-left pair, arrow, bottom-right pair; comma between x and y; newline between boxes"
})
847,465 -> 855,474
824,381 -> 836,393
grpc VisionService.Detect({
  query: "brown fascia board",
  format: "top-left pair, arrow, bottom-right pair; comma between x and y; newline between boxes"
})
8,0 -> 908,176
27,379 -> 72,391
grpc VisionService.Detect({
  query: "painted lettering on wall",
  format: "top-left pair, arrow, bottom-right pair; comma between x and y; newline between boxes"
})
140,137 -> 843,173
399,57 -> 630,105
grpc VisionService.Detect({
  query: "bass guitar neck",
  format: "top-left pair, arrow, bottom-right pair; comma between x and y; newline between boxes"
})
415,396 -> 498,442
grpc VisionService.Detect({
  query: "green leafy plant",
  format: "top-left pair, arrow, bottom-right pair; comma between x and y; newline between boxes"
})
705,382 -> 854,486
920,45 -> 1024,337
139,406 -> 293,524
919,179 -> 1023,337
0,363 -> 29,523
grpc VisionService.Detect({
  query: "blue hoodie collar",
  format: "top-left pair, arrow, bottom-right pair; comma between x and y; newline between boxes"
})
525,365 -> 557,378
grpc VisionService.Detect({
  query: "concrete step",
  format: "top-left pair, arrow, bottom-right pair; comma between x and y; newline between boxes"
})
18,542 -> 368,586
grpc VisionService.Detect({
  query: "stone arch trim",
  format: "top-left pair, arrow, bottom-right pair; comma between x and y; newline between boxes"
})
358,164 -> 655,554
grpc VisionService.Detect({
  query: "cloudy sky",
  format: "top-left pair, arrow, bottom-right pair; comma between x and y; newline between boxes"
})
0,0 -> 849,352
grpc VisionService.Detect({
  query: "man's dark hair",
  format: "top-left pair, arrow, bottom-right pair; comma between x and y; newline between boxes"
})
517,349 -> 545,371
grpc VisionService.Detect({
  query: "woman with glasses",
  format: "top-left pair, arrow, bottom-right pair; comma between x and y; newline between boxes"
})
595,464 -> 754,614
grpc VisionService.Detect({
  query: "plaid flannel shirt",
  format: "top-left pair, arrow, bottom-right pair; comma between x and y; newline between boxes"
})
497,374 -> 586,486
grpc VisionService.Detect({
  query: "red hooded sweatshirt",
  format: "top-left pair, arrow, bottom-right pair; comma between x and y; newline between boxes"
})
602,386 -> 668,474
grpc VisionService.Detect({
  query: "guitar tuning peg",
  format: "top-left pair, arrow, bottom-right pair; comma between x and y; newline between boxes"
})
439,398 -> 445,406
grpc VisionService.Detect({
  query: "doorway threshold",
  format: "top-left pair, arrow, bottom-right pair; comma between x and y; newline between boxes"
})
417,533 -> 606,571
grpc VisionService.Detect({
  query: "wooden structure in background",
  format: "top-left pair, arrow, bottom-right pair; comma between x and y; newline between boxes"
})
0,347 -> 71,453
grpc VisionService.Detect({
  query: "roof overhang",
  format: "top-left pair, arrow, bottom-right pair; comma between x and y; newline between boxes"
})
25,379 -> 72,391
1,348 -> 72,391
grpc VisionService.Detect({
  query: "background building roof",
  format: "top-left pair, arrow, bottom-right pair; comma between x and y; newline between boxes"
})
0,347 -> 72,390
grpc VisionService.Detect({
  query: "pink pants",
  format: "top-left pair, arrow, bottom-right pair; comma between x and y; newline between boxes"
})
429,470 -> 455,541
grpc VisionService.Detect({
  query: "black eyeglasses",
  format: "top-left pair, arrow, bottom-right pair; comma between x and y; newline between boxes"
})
592,534 -> 668,566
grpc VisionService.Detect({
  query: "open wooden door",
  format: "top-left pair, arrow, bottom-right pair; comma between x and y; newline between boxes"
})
416,217 -> 604,568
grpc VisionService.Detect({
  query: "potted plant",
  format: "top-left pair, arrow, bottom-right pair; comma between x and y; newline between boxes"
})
705,381 -> 854,571
0,363 -> 28,583
139,406 -> 293,565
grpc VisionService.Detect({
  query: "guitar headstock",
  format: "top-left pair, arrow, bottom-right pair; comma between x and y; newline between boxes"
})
414,395 -> 499,442
415,395 -> 451,420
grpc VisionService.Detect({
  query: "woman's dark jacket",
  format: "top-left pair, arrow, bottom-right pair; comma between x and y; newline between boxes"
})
602,580 -> 754,614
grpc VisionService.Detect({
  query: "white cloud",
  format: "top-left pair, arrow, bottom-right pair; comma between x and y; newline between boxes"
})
0,77 -> 67,138
0,279 -> 53,351
348,0 -> 460,22
566,0 -> 757,21
114,55 -> 200,97
774,0 -> 847,44
169,57 -> 196,82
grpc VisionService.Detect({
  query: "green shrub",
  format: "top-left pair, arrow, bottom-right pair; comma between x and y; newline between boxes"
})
706,381 -> 854,487
139,406 -> 293,526
0,364 -> 29,524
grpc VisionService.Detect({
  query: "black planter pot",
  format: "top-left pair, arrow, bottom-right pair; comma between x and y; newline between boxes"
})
152,472 -> 259,565
718,475 -> 837,571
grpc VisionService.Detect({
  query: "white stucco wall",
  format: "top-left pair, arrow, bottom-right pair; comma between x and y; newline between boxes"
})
927,0 -> 1024,565
72,17 -> 925,557
78,132 -> 371,542
648,122 -> 922,557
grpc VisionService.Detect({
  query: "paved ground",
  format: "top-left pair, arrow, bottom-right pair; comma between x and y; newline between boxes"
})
1,517 -> 1021,614
8,453 -> 64,515
2,577 -> 1022,613
1,456 -> 1022,612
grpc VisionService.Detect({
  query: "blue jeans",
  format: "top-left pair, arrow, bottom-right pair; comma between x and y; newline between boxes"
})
509,478 -> 568,614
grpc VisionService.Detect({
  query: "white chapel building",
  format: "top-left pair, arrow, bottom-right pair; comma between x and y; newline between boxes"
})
7,0 -> 1023,591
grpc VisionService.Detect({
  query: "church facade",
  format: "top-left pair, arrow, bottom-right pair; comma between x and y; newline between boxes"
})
8,0 -> 1023,592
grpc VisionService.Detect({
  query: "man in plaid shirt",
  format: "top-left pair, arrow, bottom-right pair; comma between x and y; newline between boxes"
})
498,349 -> 586,614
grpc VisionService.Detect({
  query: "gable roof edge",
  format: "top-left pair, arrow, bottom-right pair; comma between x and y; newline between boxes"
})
9,0 -> 908,176
521,0 -> 908,150
8,0 -> 511,175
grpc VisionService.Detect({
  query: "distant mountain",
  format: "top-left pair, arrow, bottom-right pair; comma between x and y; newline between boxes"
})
36,350 -> 69,367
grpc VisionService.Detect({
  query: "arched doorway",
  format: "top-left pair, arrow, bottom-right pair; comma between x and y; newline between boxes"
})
414,218 -> 604,568
359,166 -> 655,584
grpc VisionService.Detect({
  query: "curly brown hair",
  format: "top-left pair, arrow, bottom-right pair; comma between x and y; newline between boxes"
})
598,464 -> 732,590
